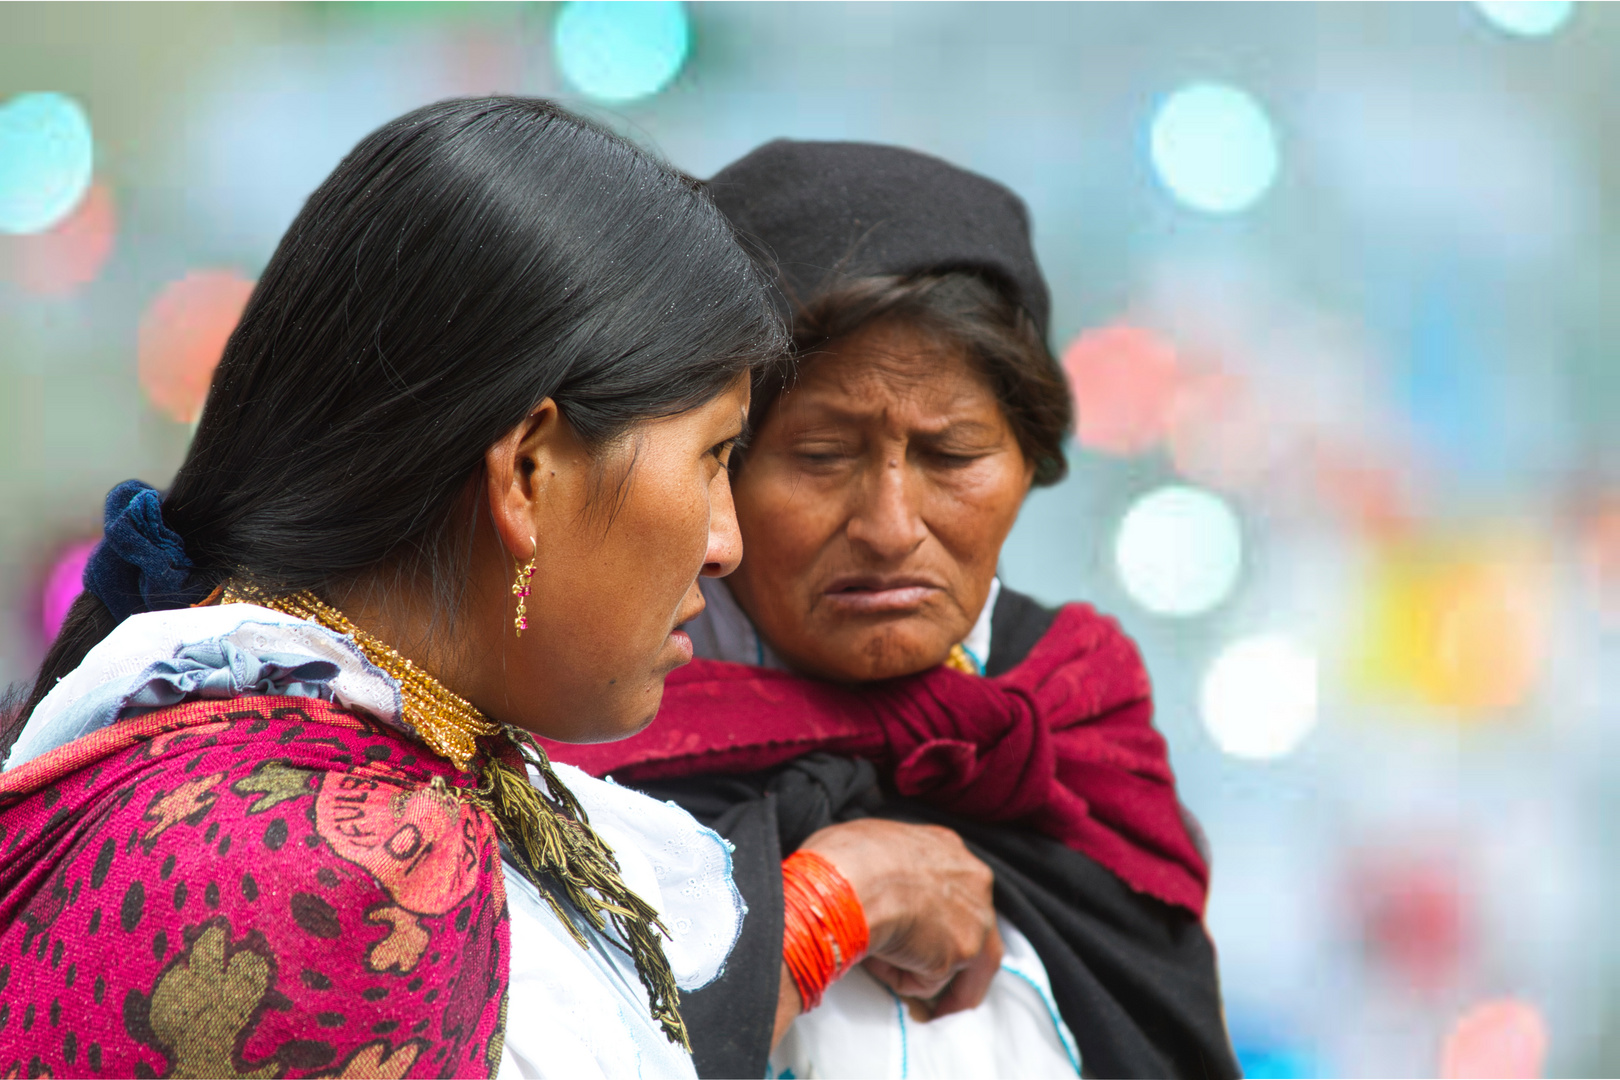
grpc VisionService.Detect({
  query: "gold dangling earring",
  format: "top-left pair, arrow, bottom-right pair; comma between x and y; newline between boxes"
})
512,543 -> 537,638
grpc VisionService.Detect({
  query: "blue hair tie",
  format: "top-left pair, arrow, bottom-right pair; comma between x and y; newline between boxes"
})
83,480 -> 199,623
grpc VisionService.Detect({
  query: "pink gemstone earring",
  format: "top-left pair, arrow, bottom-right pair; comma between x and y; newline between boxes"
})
512,545 -> 537,637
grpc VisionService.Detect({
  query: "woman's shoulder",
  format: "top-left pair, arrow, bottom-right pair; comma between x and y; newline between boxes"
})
985,587 -> 1140,678
0,695 -> 509,1080
8,602 -> 404,772
984,586 -> 1060,676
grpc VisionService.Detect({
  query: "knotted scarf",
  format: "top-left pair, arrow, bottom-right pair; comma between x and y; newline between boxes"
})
544,603 -> 1209,916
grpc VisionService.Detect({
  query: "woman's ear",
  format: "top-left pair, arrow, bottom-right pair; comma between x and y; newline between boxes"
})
484,398 -> 564,560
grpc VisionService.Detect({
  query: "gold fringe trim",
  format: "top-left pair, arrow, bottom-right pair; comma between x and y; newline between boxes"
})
472,728 -> 690,1052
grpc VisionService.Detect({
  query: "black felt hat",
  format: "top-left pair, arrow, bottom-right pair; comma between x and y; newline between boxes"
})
706,139 -> 1051,339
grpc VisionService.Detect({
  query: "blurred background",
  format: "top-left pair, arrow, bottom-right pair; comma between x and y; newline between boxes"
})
0,2 -> 1613,1075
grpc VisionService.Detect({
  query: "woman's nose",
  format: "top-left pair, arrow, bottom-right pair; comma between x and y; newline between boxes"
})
846,457 -> 927,561
702,469 -> 744,577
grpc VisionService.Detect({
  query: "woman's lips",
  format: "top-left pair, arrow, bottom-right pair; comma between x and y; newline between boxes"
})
667,628 -> 694,663
821,584 -> 938,614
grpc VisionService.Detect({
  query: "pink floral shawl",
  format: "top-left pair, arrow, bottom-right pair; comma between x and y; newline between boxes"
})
0,694 -> 508,1079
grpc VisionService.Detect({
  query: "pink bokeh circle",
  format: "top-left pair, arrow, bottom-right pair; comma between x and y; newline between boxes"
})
1441,998 -> 1548,1079
41,539 -> 97,641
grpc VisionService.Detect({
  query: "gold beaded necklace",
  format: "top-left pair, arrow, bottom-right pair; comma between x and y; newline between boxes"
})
220,585 -> 498,770
214,582 -> 691,1049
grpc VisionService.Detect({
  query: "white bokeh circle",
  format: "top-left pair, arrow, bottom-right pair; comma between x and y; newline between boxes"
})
1114,484 -> 1244,617
1200,634 -> 1319,760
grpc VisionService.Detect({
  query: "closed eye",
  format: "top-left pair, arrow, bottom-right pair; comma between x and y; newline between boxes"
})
922,449 -> 989,468
793,448 -> 855,467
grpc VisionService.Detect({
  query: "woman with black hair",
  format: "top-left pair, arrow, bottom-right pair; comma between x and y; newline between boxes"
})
0,103 -> 999,1080
550,141 -> 1241,1079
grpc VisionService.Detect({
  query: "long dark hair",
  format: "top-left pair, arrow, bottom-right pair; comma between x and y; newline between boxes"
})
8,96 -> 784,738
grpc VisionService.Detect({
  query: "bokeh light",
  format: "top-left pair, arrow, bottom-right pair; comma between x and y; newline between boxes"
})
1313,453 -> 1411,540
1352,853 -> 1469,992
1149,81 -> 1279,214
1433,561 -> 1547,711
41,539 -> 95,641
1062,323 -> 1183,455
137,270 -> 256,424
1201,634 -> 1319,760
1166,371 -> 1285,494
1441,998 -> 1548,1079
1234,1040 -> 1321,1080
1351,541 -> 1549,712
0,91 -> 95,235
1114,484 -> 1244,617
1474,1 -> 1575,38
1580,502 -> 1620,625
554,1 -> 691,104
2,180 -> 115,295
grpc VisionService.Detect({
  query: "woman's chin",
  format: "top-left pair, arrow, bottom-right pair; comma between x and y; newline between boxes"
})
548,708 -> 661,745
789,625 -> 957,684
525,677 -> 669,744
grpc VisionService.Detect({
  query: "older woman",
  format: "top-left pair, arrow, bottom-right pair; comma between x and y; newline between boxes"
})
549,141 -> 1238,1079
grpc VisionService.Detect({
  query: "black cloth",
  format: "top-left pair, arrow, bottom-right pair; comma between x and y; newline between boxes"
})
985,584 -> 1060,677
640,588 -> 1240,1080
707,140 -> 1053,338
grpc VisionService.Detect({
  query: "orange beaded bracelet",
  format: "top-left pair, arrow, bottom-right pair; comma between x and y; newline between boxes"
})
781,849 -> 870,1012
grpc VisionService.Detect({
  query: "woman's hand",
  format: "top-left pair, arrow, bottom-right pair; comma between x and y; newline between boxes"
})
772,818 -> 1002,1045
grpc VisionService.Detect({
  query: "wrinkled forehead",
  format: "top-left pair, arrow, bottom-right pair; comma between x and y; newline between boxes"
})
784,320 -> 1000,424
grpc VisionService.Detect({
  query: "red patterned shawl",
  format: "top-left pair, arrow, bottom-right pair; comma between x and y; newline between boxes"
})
545,603 -> 1209,916
0,695 -> 508,1079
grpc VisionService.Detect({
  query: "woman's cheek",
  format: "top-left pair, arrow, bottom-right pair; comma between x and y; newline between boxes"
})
660,477 -> 711,600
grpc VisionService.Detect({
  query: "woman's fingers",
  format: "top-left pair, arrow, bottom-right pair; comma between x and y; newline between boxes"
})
861,955 -> 946,999
861,918 -> 1002,1020
928,919 -> 1003,1018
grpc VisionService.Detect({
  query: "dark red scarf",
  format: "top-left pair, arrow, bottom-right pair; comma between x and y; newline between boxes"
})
544,603 -> 1209,916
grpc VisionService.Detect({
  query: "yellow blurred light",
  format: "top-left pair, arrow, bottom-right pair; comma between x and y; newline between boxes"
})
1349,537 -> 1549,713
